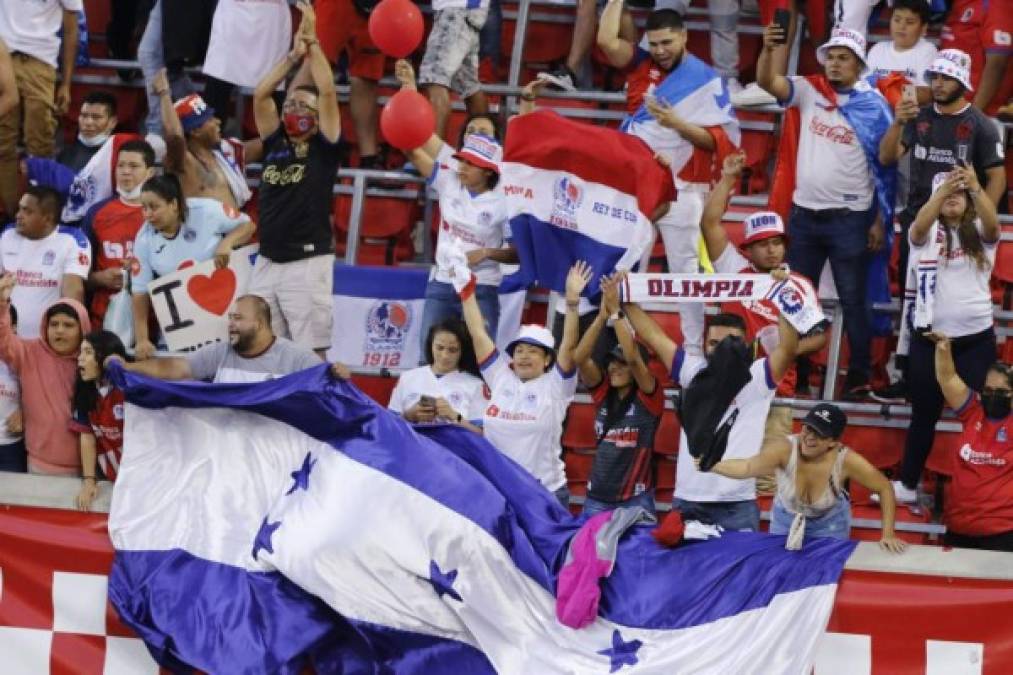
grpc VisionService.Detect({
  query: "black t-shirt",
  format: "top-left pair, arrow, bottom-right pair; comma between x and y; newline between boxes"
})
258,128 -> 341,262
587,378 -> 665,503
57,140 -> 101,174
899,104 -> 1004,227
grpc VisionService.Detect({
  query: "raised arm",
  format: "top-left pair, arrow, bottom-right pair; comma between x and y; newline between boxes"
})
756,22 -> 791,102
0,274 -> 26,372
768,311 -> 800,384
700,152 -> 743,260
107,353 -> 193,381
297,3 -> 340,143
879,100 -> 917,166
596,0 -> 634,69
153,69 -> 187,177
253,42 -> 305,139
518,78 -> 549,116
615,309 -> 655,394
460,286 -> 495,363
708,436 -> 790,478
955,163 -> 1000,240
395,60 -> 445,158
0,39 -> 18,118
621,303 -> 678,370
929,333 -> 970,410
556,261 -> 593,373
844,451 -> 907,553
910,172 -> 957,246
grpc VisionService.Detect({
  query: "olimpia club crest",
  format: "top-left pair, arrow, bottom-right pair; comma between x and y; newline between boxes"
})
362,301 -> 413,368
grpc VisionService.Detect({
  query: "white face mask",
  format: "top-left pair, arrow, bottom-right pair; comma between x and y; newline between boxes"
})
79,132 -> 111,148
117,183 -> 144,201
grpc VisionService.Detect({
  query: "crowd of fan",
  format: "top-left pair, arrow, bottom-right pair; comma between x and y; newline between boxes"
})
0,0 -> 1010,553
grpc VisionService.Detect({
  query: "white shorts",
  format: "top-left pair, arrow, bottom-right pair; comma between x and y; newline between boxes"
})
248,254 -> 334,351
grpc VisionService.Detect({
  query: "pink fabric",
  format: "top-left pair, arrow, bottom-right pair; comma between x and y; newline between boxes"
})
555,511 -> 614,629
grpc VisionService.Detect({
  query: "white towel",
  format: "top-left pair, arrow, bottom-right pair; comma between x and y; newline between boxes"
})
897,221 -> 941,355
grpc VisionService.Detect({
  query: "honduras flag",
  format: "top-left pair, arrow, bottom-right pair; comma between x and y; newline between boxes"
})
621,53 -> 740,180
500,111 -> 676,300
107,363 -> 855,673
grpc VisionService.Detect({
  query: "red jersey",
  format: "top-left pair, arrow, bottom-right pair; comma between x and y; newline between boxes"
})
81,197 -> 145,326
71,386 -> 125,482
945,394 -> 1013,536
624,52 -> 733,185
941,0 -> 1013,114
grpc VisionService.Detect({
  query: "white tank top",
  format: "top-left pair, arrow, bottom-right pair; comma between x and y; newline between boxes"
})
774,436 -> 849,518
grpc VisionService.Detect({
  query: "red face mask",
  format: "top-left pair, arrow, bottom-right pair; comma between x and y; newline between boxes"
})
283,112 -> 315,137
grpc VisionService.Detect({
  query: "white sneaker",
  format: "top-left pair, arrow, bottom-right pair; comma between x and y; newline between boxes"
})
872,480 -> 918,504
724,77 -> 744,96
730,82 -> 778,108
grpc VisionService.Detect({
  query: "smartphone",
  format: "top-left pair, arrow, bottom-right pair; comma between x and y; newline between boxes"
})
902,83 -> 917,105
773,8 -> 791,45
419,395 -> 436,409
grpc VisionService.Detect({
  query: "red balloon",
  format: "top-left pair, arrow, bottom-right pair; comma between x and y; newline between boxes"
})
380,89 -> 435,150
368,0 -> 425,59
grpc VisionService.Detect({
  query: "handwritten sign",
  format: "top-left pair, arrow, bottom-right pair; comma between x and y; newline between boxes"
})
148,245 -> 258,352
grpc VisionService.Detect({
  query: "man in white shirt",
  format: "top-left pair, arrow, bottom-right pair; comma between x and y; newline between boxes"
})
758,26 -> 887,401
0,0 -> 82,214
624,298 -> 800,531
111,294 -> 350,384
0,186 -> 90,339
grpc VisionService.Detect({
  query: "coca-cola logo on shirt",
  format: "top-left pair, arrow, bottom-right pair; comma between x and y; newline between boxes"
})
808,116 -> 855,145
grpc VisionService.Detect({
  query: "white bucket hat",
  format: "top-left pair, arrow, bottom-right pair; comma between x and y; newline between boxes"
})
506,324 -> 556,357
816,28 -> 868,69
923,49 -> 974,92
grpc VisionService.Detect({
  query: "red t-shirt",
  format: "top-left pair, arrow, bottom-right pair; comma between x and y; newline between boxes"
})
945,393 -> 1013,536
81,197 -> 145,327
941,0 -> 1013,114
70,386 -> 126,482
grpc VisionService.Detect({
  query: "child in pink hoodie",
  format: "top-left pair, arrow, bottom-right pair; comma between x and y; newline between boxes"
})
0,273 -> 91,475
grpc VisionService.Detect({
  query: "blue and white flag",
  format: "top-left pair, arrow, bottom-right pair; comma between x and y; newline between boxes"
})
107,364 -> 856,673
621,54 -> 740,179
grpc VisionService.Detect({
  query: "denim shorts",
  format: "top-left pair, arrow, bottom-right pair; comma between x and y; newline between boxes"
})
672,497 -> 760,532
769,495 -> 852,540
583,490 -> 656,517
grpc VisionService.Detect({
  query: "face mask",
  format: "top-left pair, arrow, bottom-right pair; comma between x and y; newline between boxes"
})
283,112 -> 315,137
79,132 -> 111,148
981,392 -> 1012,420
117,183 -> 143,201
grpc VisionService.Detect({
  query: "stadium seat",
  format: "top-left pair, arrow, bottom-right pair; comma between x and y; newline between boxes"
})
562,402 -> 598,451
654,410 -> 681,457
350,374 -> 399,407
646,310 -> 683,345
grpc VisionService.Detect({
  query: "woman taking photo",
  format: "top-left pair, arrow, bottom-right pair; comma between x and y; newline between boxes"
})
72,330 -> 129,511
131,174 -> 255,360
931,334 -> 1013,552
705,403 -> 907,552
893,165 -> 999,503
454,252 -> 586,507
388,317 -> 485,434
571,276 -> 663,515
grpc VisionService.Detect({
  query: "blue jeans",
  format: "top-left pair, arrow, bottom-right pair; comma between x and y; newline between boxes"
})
138,0 -> 194,134
787,204 -> 875,376
583,490 -> 656,517
770,495 -> 852,540
479,0 -> 502,63
672,498 -> 760,532
418,280 -> 499,360
0,439 -> 26,472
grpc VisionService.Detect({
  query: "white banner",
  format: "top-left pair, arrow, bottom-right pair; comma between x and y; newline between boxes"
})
147,245 -> 258,353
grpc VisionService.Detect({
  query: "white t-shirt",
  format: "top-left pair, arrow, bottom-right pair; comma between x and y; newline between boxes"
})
202,0 -> 292,88
0,225 -> 92,339
672,350 -> 778,503
480,350 -> 577,490
784,77 -> 875,211
0,362 -> 21,445
0,0 -> 83,68
388,365 -> 487,422
430,163 -> 510,287
910,219 -> 997,337
866,39 -> 938,84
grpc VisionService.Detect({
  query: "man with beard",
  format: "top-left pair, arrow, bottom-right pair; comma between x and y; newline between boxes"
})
623,287 -> 801,531
698,151 -> 827,467
875,49 -> 1005,402
111,295 -> 349,383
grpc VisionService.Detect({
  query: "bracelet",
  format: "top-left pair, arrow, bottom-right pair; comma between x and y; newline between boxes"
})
83,476 -> 96,481
566,301 -> 580,309
520,93 -> 536,102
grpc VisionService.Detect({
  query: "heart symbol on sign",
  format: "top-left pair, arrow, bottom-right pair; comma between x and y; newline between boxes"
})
187,267 -> 237,316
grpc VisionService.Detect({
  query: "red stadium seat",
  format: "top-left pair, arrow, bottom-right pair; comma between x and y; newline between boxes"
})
654,410 -> 681,457
350,374 -> 399,407
562,402 -> 598,451
646,310 -> 683,345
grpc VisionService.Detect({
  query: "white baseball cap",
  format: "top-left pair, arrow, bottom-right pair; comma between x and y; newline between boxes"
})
923,49 -> 974,92
453,134 -> 503,174
741,210 -> 787,249
816,28 -> 868,69
506,324 -> 556,357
